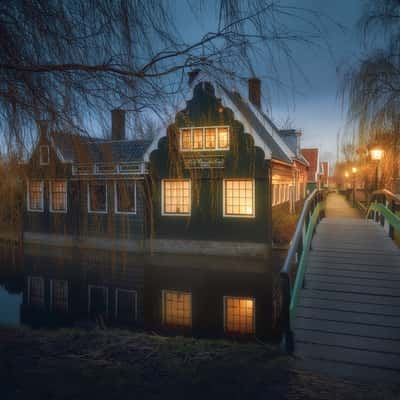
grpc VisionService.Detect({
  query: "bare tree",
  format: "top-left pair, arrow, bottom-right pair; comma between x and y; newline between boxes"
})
0,0 -> 326,155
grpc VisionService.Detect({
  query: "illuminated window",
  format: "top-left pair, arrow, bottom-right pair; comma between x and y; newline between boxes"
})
181,129 -> 192,150
224,179 -> 254,217
28,181 -> 44,211
162,290 -> 192,328
162,179 -> 191,215
224,296 -> 255,335
193,128 -> 203,149
50,180 -> 67,212
88,182 -> 107,213
115,181 -> 136,214
51,279 -> 68,312
115,289 -> 137,322
205,128 -> 216,149
28,276 -> 45,307
39,145 -> 49,165
217,127 -> 229,149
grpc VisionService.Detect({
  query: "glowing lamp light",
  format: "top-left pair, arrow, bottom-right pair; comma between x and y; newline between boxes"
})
352,167 -> 357,174
370,148 -> 384,161
344,171 -> 349,178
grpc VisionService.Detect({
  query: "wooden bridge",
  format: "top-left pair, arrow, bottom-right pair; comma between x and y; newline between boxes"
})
280,191 -> 400,383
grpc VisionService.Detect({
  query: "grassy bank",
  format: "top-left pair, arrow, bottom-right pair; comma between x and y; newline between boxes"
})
0,326 -> 399,400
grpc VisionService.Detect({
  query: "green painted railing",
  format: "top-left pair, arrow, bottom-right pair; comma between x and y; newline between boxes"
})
366,198 -> 400,238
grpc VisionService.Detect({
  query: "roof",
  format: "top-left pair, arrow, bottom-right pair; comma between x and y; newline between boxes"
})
49,131 -> 152,164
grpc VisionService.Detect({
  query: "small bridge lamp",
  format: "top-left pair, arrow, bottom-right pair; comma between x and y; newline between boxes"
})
370,148 -> 384,162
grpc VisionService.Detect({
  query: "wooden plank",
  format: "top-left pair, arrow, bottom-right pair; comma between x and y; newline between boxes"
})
294,342 -> 400,371
307,261 -> 400,274
308,253 -> 400,267
307,268 -> 400,281
293,317 -> 400,340
296,306 -> 400,327
305,274 -> 400,289
295,329 -> 400,354
298,296 -> 400,316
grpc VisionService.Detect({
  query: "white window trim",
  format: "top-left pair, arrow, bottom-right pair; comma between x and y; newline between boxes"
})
161,289 -> 192,328
114,181 -> 137,215
114,288 -> 138,320
27,180 -> 44,212
223,295 -> 256,335
39,145 -> 50,165
222,178 -> 256,218
27,276 -> 45,306
161,179 -> 191,217
49,180 -> 68,214
87,181 -> 108,214
88,285 -> 109,316
49,279 -> 69,312
179,126 -> 230,152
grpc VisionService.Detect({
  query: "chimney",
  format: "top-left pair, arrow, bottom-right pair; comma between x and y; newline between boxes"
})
248,77 -> 261,109
37,120 -> 49,138
111,109 -> 125,141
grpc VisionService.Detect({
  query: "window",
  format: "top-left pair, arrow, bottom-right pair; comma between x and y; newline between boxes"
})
224,296 -> 255,335
179,126 -> 230,151
50,180 -> 67,212
27,181 -> 44,211
39,145 -> 49,165
223,179 -> 254,217
50,279 -> 68,312
162,290 -> 192,328
115,289 -> 137,322
88,285 -> 108,316
162,179 -> 191,215
28,276 -> 45,307
88,182 -> 107,213
115,181 -> 136,214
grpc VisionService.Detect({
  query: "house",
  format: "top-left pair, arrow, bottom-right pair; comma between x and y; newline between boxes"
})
320,160 -> 330,188
19,73 -> 310,338
301,148 -> 322,193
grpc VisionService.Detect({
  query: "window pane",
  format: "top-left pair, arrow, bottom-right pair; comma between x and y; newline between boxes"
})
225,297 -> 255,335
217,127 -> 229,149
30,277 -> 44,306
192,128 -> 203,149
29,181 -> 43,210
51,180 -> 67,211
205,128 -> 216,149
163,180 -> 190,214
52,279 -> 68,311
40,146 -> 49,164
89,182 -> 107,212
163,290 -> 192,328
224,179 -> 254,216
116,181 -> 136,213
181,129 -> 192,150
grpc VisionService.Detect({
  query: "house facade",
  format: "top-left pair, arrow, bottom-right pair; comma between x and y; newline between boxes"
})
20,74 -> 310,338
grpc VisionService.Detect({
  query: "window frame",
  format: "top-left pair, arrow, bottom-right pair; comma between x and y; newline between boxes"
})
39,145 -> 50,165
49,279 -> 69,312
161,289 -> 192,329
114,181 -> 137,215
27,180 -> 44,212
114,288 -> 138,321
179,126 -> 230,152
223,178 -> 255,218
161,179 -> 191,216
27,276 -> 45,307
49,180 -> 68,213
223,295 -> 256,336
87,181 -> 108,214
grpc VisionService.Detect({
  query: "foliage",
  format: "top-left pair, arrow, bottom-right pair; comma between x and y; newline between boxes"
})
271,204 -> 299,245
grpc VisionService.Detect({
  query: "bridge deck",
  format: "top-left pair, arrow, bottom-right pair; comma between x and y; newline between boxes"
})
293,193 -> 400,383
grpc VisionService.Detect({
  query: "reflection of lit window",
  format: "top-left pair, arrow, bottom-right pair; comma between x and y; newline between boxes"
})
181,129 -> 192,150
115,181 -> 136,214
224,296 -> 255,335
162,290 -> 192,328
88,182 -> 107,213
217,127 -> 229,149
51,279 -> 68,312
39,145 -> 49,165
28,181 -> 44,211
224,179 -> 254,217
162,179 -> 191,215
115,289 -> 137,322
193,128 -> 203,149
50,180 -> 67,212
29,276 -> 45,306
205,128 -> 216,149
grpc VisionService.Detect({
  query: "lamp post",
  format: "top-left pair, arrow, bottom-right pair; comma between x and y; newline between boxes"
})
370,147 -> 384,191
351,167 -> 357,207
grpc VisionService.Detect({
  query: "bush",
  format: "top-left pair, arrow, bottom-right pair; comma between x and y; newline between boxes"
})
271,203 -> 300,245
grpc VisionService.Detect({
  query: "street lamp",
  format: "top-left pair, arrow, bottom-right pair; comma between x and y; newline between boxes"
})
351,167 -> 357,207
369,146 -> 384,191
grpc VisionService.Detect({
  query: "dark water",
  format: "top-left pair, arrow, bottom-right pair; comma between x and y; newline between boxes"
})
0,285 -> 22,325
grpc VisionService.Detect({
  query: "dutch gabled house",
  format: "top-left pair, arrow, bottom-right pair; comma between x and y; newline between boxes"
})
20,74 -> 309,338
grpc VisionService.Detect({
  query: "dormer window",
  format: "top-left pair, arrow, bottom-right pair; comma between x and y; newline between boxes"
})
179,126 -> 230,151
39,145 -> 49,165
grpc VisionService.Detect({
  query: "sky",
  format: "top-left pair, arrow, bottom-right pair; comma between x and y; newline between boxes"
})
174,0 -> 368,169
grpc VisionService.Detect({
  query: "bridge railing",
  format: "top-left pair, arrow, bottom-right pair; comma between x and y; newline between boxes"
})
367,189 -> 400,241
279,189 -> 326,353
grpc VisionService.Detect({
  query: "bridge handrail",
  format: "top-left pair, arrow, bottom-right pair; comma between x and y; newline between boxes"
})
279,189 -> 326,352
366,200 -> 400,233
371,189 -> 400,204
